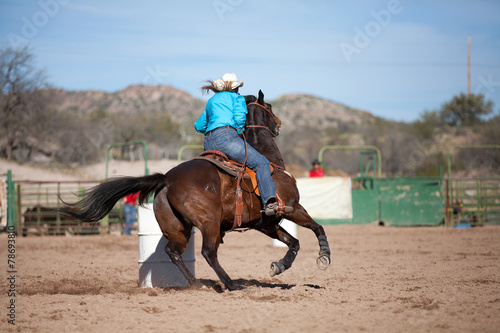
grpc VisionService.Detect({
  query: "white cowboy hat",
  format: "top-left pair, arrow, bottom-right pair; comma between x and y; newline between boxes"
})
214,73 -> 242,90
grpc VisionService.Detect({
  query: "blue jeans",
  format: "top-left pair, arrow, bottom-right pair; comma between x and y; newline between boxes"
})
123,203 -> 137,235
204,126 -> 276,206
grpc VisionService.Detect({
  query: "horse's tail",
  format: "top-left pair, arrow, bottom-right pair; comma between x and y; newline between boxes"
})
60,173 -> 167,222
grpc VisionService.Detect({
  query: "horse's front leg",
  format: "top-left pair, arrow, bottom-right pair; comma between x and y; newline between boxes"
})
258,223 -> 300,277
284,204 -> 331,270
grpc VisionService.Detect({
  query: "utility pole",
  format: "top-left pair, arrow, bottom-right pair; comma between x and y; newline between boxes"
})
467,36 -> 471,96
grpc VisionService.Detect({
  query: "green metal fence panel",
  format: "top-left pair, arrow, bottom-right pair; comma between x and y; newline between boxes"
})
351,178 -> 380,224
379,178 -> 443,226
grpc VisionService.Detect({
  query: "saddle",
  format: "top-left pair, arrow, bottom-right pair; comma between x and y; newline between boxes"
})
194,150 -> 290,228
195,150 -> 269,196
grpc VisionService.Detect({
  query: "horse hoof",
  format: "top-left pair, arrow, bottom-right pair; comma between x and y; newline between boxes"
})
270,261 -> 285,277
227,284 -> 245,292
316,254 -> 330,270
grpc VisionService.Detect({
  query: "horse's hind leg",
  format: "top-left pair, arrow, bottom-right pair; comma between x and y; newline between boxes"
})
164,244 -> 196,285
285,204 -> 331,270
153,191 -> 197,286
258,224 -> 300,277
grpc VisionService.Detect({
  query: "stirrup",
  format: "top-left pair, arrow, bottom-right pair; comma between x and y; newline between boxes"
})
262,203 -> 293,216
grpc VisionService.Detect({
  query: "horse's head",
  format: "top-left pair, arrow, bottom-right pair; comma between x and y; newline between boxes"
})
244,90 -> 281,137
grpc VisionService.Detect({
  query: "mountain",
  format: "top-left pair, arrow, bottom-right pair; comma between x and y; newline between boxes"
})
46,85 -> 206,125
32,85 -> 382,171
46,85 -> 376,130
270,93 -> 376,131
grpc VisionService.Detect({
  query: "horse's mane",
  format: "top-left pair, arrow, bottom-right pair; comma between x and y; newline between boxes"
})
244,94 -> 272,110
244,95 -> 257,104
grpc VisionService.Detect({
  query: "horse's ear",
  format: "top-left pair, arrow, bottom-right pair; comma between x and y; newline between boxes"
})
258,90 -> 265,105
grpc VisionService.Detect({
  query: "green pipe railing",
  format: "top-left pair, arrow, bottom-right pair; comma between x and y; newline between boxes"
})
105,140 -> 149,179
318,145 -> 382,178
7,170 -> 17,231
177,145 -> 203,163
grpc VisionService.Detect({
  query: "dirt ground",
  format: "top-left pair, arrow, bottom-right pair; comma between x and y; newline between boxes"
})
1,224 -> 499,333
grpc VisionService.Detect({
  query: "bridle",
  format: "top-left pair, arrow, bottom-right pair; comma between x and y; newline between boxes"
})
245,102 -> 282,137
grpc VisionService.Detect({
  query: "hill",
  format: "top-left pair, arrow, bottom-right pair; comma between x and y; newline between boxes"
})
272,93 -> 375,131
39,85 -> 382,170
46,85 -> 205,125
46,85 -> 376,129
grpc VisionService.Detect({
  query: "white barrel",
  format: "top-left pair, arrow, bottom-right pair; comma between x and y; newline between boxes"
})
272,219 -> 297,247
138,203 -> 195,288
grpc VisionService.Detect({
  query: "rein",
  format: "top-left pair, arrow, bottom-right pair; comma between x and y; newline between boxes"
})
245,124 -> 278,137
244,101 -> 287,171
246,102 -> 282,137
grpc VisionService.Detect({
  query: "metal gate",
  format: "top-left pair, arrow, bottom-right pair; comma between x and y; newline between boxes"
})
16,180 -> 124,236
445,178 -> 500,226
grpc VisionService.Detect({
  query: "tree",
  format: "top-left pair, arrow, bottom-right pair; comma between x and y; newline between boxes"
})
440,92 -> 494,127
413,109 -> 442,139
0,46 -> 49,160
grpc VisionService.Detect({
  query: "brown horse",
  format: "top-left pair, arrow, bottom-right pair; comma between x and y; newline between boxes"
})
61,90 -> 331,291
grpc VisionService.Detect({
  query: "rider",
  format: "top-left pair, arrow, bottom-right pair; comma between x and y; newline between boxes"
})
194,73 -> 291,216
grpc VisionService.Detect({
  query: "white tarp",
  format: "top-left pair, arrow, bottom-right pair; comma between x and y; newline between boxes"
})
296,177 -> 352,219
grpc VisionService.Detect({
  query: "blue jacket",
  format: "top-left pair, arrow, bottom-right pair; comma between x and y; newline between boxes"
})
194,91 -> 248,134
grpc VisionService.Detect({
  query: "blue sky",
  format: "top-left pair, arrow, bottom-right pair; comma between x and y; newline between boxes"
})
1,0 -> 499,122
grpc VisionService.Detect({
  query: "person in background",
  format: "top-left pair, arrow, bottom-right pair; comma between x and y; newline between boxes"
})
122,192 -> 139,235
194,73 -> 292,216
309,159 -> 324,177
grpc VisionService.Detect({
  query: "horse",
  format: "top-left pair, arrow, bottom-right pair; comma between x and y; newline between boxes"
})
61,90 -> 331,291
